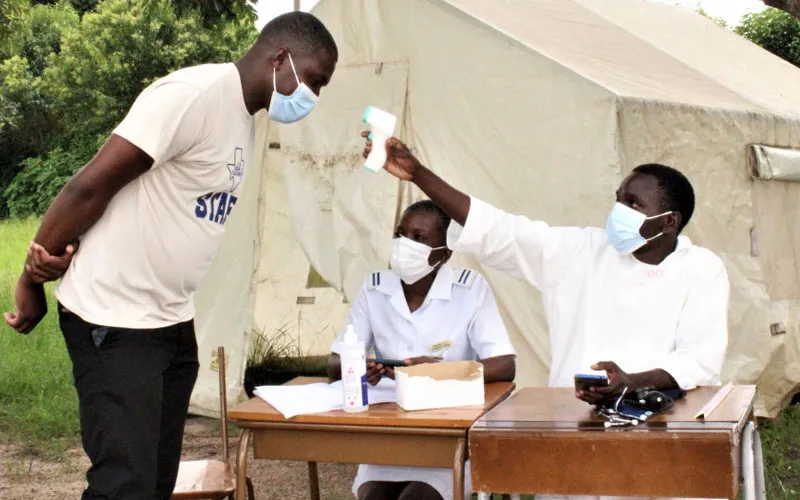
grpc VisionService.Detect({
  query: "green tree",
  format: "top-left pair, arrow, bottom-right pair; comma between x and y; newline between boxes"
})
146,0 -> 257,27
1,2 -> 79,74
0,57 -> 61,215
0,2 -> 78,216
736,8 -> 800,68
0,0 -> 26,37
41,0 -> 256,140
30,0 -> 98,16
1,0 -> 257,218
763,0 -> 800,20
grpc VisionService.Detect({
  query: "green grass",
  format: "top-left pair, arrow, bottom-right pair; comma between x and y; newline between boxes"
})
0,218 -> 80,456
761,407 -> 800,498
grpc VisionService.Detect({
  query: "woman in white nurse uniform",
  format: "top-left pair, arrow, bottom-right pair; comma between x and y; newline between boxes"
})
327,200 -> 517,500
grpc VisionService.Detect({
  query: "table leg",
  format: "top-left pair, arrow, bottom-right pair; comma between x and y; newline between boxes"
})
742,422 -> 755,500
235,428 -> 252,500
453,437 -> 467,500
753,425 -> 766,500
476,493 -> 491,500
308,461 -> 321,500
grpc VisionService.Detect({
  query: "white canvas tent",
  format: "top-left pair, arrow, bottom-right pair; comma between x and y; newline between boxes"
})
189,0 -> 800,419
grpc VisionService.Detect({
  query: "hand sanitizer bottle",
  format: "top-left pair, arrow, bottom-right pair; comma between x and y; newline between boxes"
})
362,106 -> 397,172
340,324 -> 369,412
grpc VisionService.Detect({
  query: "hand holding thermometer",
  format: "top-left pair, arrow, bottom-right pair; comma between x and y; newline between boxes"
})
362,106 -> 397,172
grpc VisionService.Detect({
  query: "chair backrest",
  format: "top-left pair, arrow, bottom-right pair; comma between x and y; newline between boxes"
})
217,346 -> 229,465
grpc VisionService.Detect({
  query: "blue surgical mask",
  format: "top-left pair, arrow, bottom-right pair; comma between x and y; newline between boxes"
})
268,53 -> 319,124
605,203 -> 672,255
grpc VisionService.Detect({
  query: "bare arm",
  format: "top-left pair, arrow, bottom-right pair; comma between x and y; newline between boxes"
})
408,163 -> 471,226
480,354 -> 516,383
30,134 -> 153,258
4,135 -> 153,333
627,368 -> 678,391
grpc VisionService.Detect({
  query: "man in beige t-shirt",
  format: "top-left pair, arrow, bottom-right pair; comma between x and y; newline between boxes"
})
4,12 -> 337,500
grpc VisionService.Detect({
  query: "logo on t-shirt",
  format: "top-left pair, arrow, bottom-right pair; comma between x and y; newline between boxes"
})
194,192 -> 237,225
192,148 -> 246,226
227,147 -> 245,193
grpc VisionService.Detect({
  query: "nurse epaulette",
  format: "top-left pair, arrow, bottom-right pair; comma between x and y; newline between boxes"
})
453,268 -> 476,288
368,271 -> 382,290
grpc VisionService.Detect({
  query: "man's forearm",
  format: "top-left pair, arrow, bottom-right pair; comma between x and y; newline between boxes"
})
480,355 -> 516,383
31,180 -> 111,260
629,369 -> 679,391
24,135 -> 154,277
412,164 -> 471,226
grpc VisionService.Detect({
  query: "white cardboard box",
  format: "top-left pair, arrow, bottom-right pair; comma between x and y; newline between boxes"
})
395,360 -> 485,411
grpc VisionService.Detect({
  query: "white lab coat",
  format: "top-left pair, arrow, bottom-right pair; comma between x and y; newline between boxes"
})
331,265 -> 516,500
447,197 -> 730,500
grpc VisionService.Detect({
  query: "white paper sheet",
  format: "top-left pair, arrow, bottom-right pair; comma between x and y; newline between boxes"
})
253,378 -> 397,418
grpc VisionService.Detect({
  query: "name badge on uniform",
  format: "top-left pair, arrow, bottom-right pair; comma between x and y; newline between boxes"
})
428,340 -> 452,353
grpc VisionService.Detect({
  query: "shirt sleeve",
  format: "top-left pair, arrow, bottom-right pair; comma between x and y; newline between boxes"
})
331,278 -> 374,355
447,197 -> 595,290
112,79 -> 207,167
652,255 -> 730,389
467,275 -> 517,359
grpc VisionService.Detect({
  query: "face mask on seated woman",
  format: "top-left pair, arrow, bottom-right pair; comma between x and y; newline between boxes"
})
389,236 -> 446,285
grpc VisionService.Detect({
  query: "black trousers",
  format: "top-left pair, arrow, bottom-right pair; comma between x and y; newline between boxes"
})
59,303 -> 200,500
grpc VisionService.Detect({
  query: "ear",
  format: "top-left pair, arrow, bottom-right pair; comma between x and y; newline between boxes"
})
271,47 -> 289,70
428,247 -> 451,266
663,212 -> 681,234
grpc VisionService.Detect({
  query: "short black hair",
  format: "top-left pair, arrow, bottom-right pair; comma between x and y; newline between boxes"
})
632,163 -> 695,232
258,12 -> 338,61
403,200 -> 452,246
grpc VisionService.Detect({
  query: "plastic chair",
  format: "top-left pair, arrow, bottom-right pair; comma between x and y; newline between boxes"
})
172,346 -> 255,500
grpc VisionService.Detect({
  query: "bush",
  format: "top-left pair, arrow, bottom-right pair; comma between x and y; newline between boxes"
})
4,135 -> 99,218
1,2 -> 80,75
40,0 -> 257,142
736,8 -> 800,68
0,0 -> 257,219
0,3 -> 78,217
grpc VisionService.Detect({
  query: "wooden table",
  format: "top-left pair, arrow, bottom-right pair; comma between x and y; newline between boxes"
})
229,377 -> 515,500
469,386 -> 763,499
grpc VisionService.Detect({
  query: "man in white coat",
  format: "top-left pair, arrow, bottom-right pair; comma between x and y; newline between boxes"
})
361,133 -> 730,500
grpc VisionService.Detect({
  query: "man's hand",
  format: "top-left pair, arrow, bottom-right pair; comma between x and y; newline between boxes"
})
576,361 -> 632,404
361,131 -> 419,181
25,241 -> 78,284
3,274 -> 48,334
360,131 -> 471,226
404,356 -> 443,366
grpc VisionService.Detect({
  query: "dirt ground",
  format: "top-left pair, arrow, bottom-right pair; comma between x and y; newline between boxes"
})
0,416 -> 358,500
